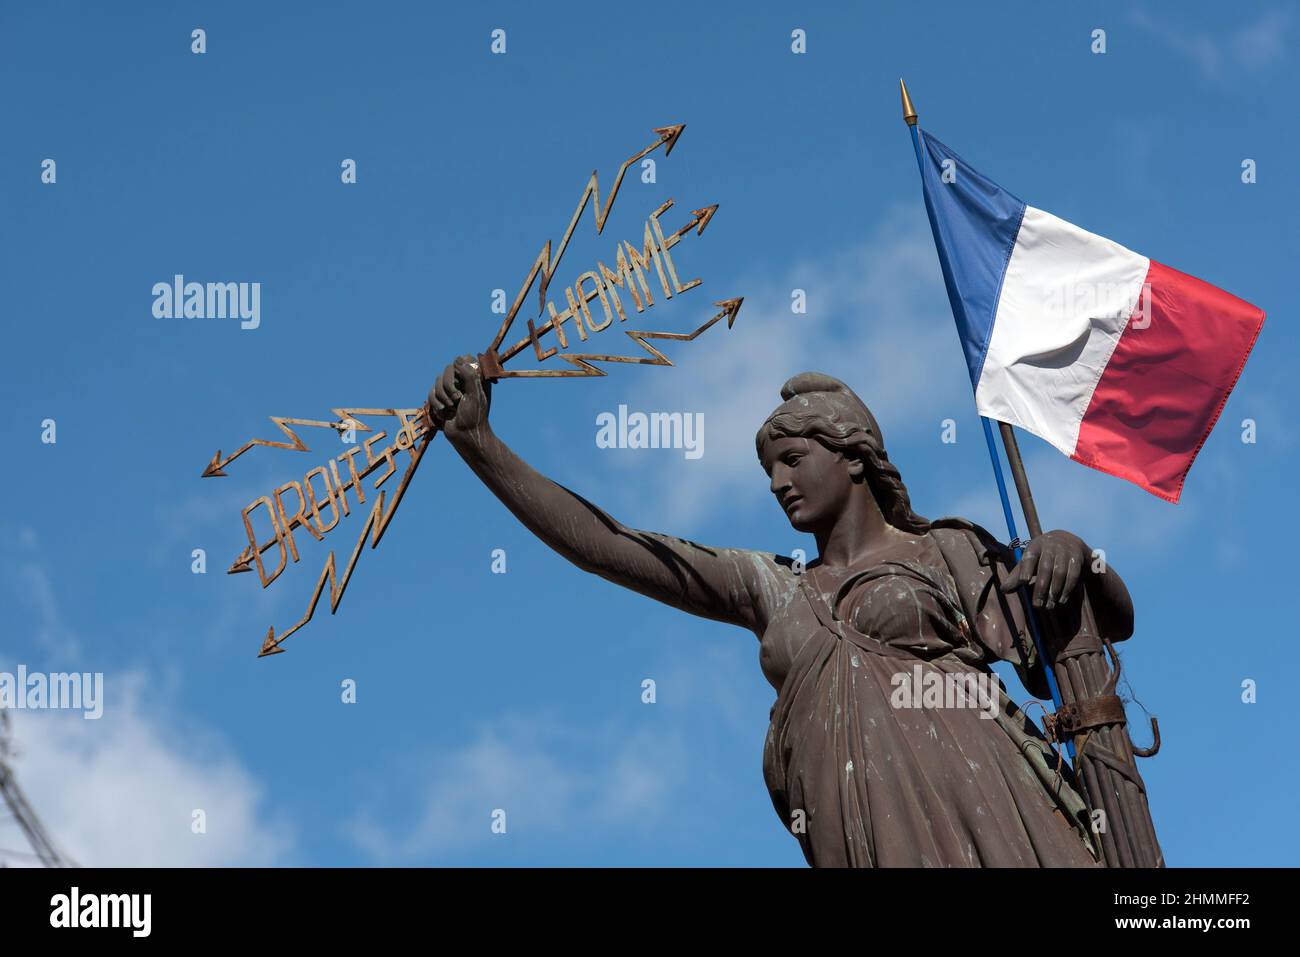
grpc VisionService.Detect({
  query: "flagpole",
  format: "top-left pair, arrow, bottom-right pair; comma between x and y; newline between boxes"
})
899,80 -> 1072,756
900,79 -> 1164,866
996,422 -> 1042,535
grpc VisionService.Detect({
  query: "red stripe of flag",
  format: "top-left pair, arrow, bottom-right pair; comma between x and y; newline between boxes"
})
1072,261 -> 1265,503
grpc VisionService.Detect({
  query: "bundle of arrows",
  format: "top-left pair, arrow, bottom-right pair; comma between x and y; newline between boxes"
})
201,124 -> 744,658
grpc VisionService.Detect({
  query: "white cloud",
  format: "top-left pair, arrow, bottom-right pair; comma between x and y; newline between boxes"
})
2,671 -> 292,866
0,535 -> 292,867
346,712 -> 689,863
1232,9 -> 1291,67
5,528 -> 81,659
347,639 -> 761,864
1130,8 -> 1292,81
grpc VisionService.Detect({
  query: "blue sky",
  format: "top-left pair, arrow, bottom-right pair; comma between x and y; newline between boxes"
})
1,1 -> 1295,866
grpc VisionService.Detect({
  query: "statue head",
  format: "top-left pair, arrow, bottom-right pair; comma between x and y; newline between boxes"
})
755,372 -> 930,535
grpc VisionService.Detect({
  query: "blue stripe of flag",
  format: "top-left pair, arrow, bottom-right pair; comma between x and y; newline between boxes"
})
917,130 -> 1026,389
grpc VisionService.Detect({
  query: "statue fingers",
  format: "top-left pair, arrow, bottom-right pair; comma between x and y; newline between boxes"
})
428,363 -> 460,421
455,353 -> 477,376
424,398 -> 446,428
1031,543 -> 1061,607
1044,548 -> 1069,609
428,383 -> 449,417
1002,548 -> 1038,593
441,363 -> 461,404
425,383 -> 446,420
1060,554 -> 1083,606
1034,546 -> 1055,605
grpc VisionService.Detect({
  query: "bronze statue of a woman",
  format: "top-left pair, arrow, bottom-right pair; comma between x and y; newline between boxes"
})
428,355 -> 1135,867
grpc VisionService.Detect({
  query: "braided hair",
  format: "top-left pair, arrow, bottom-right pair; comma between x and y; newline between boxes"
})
755,372 -> 931,534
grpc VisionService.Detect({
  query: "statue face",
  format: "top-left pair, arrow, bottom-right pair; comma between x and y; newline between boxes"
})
760,435 -> 858,533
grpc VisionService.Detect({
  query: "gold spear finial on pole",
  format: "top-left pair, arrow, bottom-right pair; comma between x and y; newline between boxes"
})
900,77 -> 918,126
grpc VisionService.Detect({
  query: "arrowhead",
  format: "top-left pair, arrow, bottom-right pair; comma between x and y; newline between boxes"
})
691,205 -> 718,235
654,124 -> 686,156
258,627 -> 285,657
716,298 -> 744,328
201,451 -> 227,478
227,551 -> 253,575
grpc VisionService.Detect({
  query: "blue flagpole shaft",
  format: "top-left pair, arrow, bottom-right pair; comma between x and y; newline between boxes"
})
907,121 -> 1074,760
978,421 -> 1073,761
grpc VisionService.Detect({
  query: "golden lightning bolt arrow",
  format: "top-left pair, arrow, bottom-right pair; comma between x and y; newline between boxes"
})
486,124 -> 686,355
490,298 -> 743,378
203,125 -> 744,658
494,199 -> 721,367
201,409 -> 422,477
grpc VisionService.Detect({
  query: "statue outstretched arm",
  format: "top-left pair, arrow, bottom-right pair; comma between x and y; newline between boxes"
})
428,355 -> 769,633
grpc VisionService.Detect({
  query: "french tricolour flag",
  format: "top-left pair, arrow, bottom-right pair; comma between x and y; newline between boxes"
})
917,130 -> 1265,502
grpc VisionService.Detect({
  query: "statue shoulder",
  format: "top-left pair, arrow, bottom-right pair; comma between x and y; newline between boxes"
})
926,518 -> 1013,570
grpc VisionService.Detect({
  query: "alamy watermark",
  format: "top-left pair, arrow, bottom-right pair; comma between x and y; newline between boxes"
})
1041,280 -> 1152,329
0,665 -> 103,719
596,405 -> 703,459
50,887 -> 150,937
152,274 -> 260,329
890,664 -> 999,720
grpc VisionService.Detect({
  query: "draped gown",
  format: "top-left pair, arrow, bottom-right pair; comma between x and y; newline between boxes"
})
631,519 -> 1099,867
